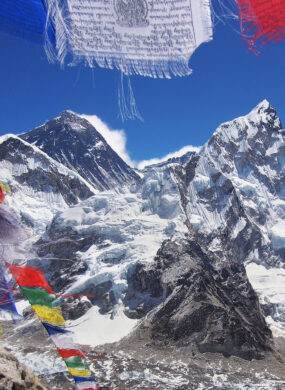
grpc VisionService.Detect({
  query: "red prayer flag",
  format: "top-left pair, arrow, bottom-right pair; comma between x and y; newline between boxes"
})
237,0 -> 285,50
0,187 -> 5,204
8,264 -> 94,299
8,264 -> 53,293
57,348 -> 86,359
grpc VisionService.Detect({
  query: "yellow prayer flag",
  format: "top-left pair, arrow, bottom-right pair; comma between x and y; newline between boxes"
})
0,182 -> 11,194
68,368 -> 91,378
32,305 -> 65,326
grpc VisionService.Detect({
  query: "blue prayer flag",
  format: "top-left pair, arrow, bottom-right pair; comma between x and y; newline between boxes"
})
0,0 -> 55,45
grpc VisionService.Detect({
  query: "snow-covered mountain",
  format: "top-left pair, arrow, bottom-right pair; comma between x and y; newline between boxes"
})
20,110 -> 140,191
24,100 -> 285,345
0,100 -> 285,389
177,100 -> 285,267
0,134 -> 95,234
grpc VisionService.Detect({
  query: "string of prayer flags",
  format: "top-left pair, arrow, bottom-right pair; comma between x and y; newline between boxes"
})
8,263 -> 96,390
236,0 -> 285,50
44,324 -> 96,389
1,1 -> 285,75
43,0 -> 213,78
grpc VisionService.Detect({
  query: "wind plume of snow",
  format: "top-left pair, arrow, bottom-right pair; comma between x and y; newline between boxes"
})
80,114 -> 135,166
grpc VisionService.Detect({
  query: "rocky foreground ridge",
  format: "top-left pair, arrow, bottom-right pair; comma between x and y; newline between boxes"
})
0,343 -> 46,390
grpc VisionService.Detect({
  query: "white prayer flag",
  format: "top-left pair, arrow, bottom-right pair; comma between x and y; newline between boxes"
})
45,0 -> 213,78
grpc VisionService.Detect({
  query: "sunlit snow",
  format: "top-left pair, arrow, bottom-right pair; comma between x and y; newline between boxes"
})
246,263 -> 285,338
71,306 -> 138,346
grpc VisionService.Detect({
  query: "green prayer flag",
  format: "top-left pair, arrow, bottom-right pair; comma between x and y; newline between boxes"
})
63,356 -> 88,369
21,286 -> 61,308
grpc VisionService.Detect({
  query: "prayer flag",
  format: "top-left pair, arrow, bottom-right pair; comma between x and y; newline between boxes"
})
44,0 -> 213,78
43,322 -> 71,335
0,187 -> 4,204
237,0 -> 285,49
64,356 -> 89,369
0,0 -> 55,44
58,349 -> 86,359
73,376 -> 96,383
68,368 -> 92,378
32,304 -> 66,326
0,206 -> 24,243
20,287 -> 61,307
50,334 -> 76,350
0,264 -> 18,316
8,264 -> 53,293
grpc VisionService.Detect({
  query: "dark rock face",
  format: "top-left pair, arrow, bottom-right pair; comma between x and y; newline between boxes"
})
21,111 -> 140,191
0,136 -> 94,206
61,297 -> 92,320
125,237 -> 272,360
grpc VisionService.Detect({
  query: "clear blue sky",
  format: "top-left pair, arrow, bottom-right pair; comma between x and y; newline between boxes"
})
0,11 -> 285,164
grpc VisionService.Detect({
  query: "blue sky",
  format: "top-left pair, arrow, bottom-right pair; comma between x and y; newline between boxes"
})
0,8 -> 285,167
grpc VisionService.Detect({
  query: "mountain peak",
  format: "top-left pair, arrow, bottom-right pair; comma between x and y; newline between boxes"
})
53,110 -> 92,130
57,109 -> 80,118
253,98 -> 270,110
247,100 -> 282,129
206,100 -> 282,151
20,112 -> 140,191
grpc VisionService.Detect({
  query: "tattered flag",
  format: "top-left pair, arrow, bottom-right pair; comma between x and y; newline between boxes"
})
237,0 -> 285,50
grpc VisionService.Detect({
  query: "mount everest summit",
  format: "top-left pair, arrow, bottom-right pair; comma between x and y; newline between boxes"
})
20,111 -> 140,191
0,100 -> 284,389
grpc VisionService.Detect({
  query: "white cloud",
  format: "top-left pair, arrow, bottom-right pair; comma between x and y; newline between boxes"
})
137,145 -> 201,170
80,114 -> 135,167
80,114 -> 200,170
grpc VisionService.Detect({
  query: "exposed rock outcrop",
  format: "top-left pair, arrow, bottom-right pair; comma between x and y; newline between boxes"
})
125,236 -> 273,360
0,344 -> 47,390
